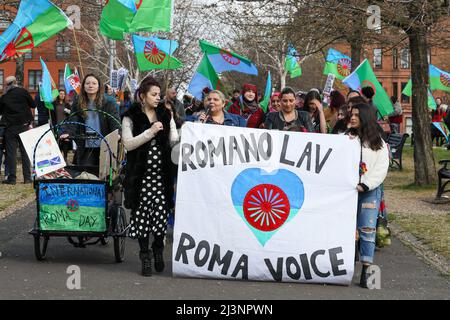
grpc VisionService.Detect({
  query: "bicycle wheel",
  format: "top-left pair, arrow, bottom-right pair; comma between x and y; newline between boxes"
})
34,235 -> 49,261
113,206 -> 127,263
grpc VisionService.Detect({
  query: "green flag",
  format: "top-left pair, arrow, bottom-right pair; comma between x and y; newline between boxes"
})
99,0 -> 136,40
402,80 -> 437,110
100,0 -> 173,40
343,59 -> 394,117
129,0 -> 173,33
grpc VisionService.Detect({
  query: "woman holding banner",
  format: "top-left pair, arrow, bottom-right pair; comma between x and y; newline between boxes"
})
264,87 -> 313,132
198,90 -> 246,127
121,76 -> 179,277
347,103 -> 389,288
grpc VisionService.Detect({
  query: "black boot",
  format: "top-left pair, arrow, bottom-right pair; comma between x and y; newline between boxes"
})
360,264 -> 370,288
152,243 -> 165,273
139,251 -> 152,277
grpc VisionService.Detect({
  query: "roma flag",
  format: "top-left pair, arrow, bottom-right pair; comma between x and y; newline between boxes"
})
100,0 -> 173,40
40,57 -> 59,110
343,59 -> 394,117
199,40 -> 258,75
132,35 -> 182,71
187,55 -> 220,100
323,48 -> 352,80
430,65 -> 450,93
0,0 -> 72,62
285,45 -> 302,79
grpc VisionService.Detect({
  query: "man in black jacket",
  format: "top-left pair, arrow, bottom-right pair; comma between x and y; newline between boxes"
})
0,76 -> 35,184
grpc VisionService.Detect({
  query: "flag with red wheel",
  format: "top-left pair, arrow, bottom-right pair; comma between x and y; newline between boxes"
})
0,0 -> 72,63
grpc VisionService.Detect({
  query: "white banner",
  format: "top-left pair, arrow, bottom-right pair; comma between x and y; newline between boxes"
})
172,123 -> 360,285
19,124 -> 66,177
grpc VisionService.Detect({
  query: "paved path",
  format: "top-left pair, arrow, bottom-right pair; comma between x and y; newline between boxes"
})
0,202 -> 449,300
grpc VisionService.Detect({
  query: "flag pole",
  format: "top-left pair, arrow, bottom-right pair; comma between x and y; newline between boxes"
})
164,34 -> 173,98
71,28 -> 84,78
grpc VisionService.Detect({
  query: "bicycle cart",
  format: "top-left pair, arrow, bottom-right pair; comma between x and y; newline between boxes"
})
28,110 -> 128,262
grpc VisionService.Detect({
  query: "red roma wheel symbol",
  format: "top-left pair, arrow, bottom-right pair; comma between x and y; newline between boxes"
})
1,28 -> 34,62
67,199 -> 79,213
243,184 -> 290,232
144,40 -> 166,65
337,58 -> 351,77
440,73 -> 450,88
220,50 -> 240,65
135,0 -> 143,9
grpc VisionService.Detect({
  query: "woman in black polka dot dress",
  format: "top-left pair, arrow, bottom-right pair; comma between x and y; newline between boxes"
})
122,76 -> 179,276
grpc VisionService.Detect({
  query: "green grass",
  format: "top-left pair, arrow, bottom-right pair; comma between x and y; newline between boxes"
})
390,212 -> 450,261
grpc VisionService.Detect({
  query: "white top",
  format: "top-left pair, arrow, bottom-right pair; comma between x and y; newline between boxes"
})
360,139 -> 390,191
121,116 -> 179,151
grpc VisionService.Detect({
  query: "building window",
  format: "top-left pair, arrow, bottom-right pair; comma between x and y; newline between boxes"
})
401,48 -> 410,69
0,10 -> 11,29
58,70 -> 65,90
401,82 -> 410,104
393,48 -> 398,70
0,69 -> 4,91
28,70 -> 42,91
24,51 -> 33,60
392,82 -> 398,100
56,40 -> 71,60
373,49 -> 382,69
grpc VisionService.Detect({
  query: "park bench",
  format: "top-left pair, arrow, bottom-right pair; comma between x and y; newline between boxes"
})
436,160 -> 450,199
387,133 -> 409,170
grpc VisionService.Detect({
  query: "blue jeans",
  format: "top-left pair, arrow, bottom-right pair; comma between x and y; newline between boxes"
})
357,186 -> 382,264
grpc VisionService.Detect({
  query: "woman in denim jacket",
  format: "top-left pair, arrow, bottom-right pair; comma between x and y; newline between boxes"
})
198,90 -> 246,127
347,103 -> 389,288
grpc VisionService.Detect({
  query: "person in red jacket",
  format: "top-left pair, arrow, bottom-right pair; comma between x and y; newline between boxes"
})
228,83 -> 264,128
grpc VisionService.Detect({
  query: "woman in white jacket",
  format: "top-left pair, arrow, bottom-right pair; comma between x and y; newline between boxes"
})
348,103 -> 390,288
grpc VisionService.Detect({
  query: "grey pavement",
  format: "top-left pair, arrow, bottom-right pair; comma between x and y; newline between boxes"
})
0,202 -> 449,300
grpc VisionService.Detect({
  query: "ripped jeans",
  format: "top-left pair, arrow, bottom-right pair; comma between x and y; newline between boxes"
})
357,186 -> 382,264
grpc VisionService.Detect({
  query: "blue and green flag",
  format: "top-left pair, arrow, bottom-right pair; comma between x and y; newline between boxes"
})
285,45 -> 302,79
40,57 -> 59,110
132,35 -> 182,71
323,48 -> 352,80
343,59 -> 394,117
187,55 -> 220,100
260,71 -> 272,112
199,40 -> 258,75
0,0 -> 72,62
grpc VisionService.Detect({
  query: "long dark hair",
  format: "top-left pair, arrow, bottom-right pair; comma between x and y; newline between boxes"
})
303,90 -> 322,115
78,74 -> 104,117
350,103 -> 383,150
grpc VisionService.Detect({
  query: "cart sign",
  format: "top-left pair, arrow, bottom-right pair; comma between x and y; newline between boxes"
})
38,182 -> 107,232
172,123 -> 360,285
19,124 -> 66,177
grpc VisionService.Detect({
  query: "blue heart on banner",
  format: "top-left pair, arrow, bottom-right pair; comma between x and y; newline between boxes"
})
231,168 -> 305,246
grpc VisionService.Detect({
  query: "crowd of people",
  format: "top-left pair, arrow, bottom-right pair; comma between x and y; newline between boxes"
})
0,72 -> 448,288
